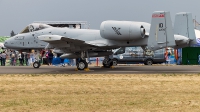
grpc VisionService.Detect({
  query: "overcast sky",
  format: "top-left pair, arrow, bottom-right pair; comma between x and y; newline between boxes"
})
0,0 -> 200,36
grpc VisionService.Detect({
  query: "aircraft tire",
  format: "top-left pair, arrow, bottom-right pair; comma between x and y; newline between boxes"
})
145,59 -> 153,65
77,60 -> 88,70
112,59 -> 118,66
103,59 -> 113,68
33,61 -> 41,68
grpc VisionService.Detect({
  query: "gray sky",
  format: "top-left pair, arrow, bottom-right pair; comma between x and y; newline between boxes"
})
0,0 -> 200,36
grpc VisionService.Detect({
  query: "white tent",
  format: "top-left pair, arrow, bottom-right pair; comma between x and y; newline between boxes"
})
0,42 -> 4,48
195,29 -> 200,45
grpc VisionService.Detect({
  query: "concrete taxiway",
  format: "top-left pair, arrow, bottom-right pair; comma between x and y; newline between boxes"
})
0,65 -> 199,74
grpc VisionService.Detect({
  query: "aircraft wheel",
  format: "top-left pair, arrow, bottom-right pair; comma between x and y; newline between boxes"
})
33,61 -> 41,68
103,59 -> 113,68
77,60 -> 88,70
112,59 -> 118,66
145,59 -> 153,65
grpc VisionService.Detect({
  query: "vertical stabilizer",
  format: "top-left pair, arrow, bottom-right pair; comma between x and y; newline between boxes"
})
147,11 -> 175,51
174,12 -> 196,45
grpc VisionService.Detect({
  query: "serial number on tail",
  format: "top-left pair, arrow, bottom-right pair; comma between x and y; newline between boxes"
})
152,14 -> 165,18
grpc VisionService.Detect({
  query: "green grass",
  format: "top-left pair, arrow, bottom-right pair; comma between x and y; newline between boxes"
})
0,36 -> 9,42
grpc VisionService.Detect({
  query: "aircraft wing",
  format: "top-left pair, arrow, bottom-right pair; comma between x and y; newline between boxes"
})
38,35 -> 97,51
38,35 -> 85,44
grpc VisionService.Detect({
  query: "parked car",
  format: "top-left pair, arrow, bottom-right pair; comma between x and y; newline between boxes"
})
111,47 -> 166,65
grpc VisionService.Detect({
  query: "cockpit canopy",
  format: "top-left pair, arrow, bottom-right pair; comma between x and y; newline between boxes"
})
20,23 -> 52,34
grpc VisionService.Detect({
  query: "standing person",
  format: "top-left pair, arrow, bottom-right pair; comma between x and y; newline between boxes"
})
164,48 -> 168,64
29,50 -> 35,66
0,52 -> 2,66
40,49 -> 45,65
18,52 -> 23,66
1,51 -> 7,66
34,50 -> 40,62
45,50 -> 49,65
18,51 -> 24,66
198,54 -> 200,65
10,51 -> 16,66
167,50 -> 171,64
24,52 -> 29,66
9,50 -> 13,65
48,50 -> 54,66
14,51 -> 17,66
21,52 -> 24,66
14,51 -> 19,66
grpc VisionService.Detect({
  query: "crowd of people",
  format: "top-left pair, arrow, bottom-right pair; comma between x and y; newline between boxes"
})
0,49 -> 55,66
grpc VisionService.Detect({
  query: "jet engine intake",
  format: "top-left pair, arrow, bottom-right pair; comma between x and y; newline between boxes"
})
100,21 -> 146,41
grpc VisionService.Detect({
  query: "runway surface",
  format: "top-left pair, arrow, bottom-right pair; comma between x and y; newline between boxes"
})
0,65 -> 200,74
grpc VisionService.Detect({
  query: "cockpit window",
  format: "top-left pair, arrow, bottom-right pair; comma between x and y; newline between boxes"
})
20,26 -> 29,34
20,23 -> 51,34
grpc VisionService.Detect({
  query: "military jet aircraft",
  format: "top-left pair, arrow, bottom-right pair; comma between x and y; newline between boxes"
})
4,11 -> 196,70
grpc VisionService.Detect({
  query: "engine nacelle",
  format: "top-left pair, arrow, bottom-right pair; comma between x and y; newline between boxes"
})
100,21 -> 146,41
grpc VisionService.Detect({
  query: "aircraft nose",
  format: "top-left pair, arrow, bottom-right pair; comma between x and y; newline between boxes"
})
4,38 -> 12,48
4,40 -> 9,47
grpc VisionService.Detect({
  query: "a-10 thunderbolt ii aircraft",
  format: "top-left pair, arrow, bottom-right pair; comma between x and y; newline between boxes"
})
4,11 -> 196,70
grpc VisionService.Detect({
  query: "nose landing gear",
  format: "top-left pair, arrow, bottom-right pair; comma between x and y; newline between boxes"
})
33,61 -> 41,68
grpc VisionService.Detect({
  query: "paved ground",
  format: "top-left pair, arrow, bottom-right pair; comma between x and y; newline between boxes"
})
0,64 -> 200,74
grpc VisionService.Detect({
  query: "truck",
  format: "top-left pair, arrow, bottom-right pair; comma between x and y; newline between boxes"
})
111,47 -> 166,65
